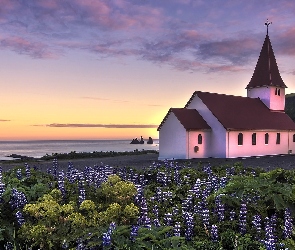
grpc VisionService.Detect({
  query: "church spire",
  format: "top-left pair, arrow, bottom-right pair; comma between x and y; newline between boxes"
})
246,21 -> 287,89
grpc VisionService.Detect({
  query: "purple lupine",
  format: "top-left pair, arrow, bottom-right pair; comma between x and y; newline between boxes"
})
76,238 -> 86,250
9,188 -> 27,210
25,163 -> 31,178
4,242 -> 13,250
102,222 -> 116,248
130,225 -> 139,242
164,213 -> 173,226
215,195 -> 225,221
191,178 -> 202,198
52,158 -> 58,178
229,210 -> 236,221
16,168 -> 22,180
15,210 -> 25,226
211,224 -> 218,242
263,216 -> 276,250
58,171 -> 66,199
252,214 -> 262,239
0,168 -> 5,203
239,202 -> 247,235
174,222 -> 181,237
183,212 -> 194,241
78,180 -> 86,205
283,208 -> 293,239
138,199 -> 151,229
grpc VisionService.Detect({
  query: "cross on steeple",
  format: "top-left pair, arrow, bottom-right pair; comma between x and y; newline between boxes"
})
265,19 -> 272,35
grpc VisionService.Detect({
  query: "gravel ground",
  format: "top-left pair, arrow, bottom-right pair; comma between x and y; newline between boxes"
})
1,153 -> 295,171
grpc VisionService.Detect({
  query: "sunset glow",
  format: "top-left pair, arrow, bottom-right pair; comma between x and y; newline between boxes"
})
1,0 -> 295,140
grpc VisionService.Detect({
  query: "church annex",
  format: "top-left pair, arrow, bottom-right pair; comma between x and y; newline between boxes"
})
157,29 -> 295,160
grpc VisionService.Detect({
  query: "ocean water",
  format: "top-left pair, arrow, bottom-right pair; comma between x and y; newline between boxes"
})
0,140 -> 159,160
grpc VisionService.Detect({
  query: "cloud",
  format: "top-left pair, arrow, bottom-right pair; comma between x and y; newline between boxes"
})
45,123 -> 158,128
0,0 -> 295,73
0,36 -> 56,59
197,37 -> 260,65
0,119 -> 10,122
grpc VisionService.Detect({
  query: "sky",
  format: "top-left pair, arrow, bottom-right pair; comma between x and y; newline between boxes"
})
1,0 -> 295,141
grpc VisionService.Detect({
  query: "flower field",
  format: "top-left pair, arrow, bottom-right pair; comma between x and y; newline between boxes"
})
0,159 -> 294,249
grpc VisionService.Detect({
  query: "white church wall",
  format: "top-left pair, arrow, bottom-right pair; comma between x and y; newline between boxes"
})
247,86 -> 285,111
228,131 -> 290,158
288,132 -> 295,154
187,131 -> 211,158
158,113 -> 187,160
187,95 -> 226,158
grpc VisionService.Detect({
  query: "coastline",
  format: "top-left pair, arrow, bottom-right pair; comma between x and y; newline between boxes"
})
1,153 -> 295,172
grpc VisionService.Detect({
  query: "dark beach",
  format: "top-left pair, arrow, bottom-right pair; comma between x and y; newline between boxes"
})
1,153 -> 295,171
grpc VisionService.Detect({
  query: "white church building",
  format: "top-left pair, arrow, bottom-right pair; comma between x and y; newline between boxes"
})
157,32 -> 295,159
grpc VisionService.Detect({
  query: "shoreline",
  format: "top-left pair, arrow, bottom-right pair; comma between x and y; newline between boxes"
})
1,153 -> 295,172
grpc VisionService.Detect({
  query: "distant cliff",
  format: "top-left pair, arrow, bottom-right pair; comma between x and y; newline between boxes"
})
285,94 -> 295,122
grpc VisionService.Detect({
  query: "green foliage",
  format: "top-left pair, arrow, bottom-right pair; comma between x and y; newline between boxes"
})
216,168 -> 295,215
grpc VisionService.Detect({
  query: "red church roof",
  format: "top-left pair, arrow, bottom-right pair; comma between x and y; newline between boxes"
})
185,91 -> 295,130
157,108 -> 211,131
246,35 -> 287,89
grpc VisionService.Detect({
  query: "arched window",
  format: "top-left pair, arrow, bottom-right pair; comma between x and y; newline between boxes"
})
198,134 -> 202,144
278,89 -> 281,96
252,133 -> 256,145
276,133 -> 280,144
265,133 -> 269,144
238,133 -> 243,145
275,88 -> 278,95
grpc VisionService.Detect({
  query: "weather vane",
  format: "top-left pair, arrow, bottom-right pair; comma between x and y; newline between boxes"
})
265,19 -> 272,35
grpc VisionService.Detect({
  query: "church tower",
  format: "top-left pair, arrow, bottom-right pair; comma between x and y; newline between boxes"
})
246,21 -> 287,111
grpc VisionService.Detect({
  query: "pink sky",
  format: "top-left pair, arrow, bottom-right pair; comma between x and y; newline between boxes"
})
1,0 -> 295,140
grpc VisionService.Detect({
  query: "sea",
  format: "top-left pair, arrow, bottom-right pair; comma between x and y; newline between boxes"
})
0,139 -> 159,161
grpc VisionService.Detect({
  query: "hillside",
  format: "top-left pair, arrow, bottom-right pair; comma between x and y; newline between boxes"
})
285,93 -> 295,121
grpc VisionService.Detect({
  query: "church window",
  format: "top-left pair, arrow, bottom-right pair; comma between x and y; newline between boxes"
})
293,134 -> 295,142
276,133 -> 280,144
275,88 -> 277,95
278,89 -> 281,96
238,133 -> 243,145
252,133 -> 256,145
198,134 -> 202,144
265,133 -> 269,144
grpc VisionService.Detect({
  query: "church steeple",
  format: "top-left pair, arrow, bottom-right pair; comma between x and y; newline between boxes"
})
246,32 -> 287,89
246,21 -> 287,112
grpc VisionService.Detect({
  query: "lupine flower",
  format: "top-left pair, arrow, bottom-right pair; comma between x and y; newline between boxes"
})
25,163 -> 31,178
76,238 -> 86,250
102,222 -> 116,247
263,216 -> 276,250
4,242 -> 13,250
15,210 -> 25,226
252,214 -> 262,238
130,225 -> 139,242
283,208 -> 293,239
215,195 -> 225,221
183,212 -> 194,241
78,180 -> 86,205
52,158 -> 58,178
164,213 -> 173,226
16,169 -> 22,180
239,202 -> 247,235
58,171 -> 66,199
174,222 -> 181,237
9,188 -> 27,210
229,210 -> 235,221
211,224 -> 218,242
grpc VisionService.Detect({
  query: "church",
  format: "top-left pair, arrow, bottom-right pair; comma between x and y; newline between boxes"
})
157,28 -> 295,159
